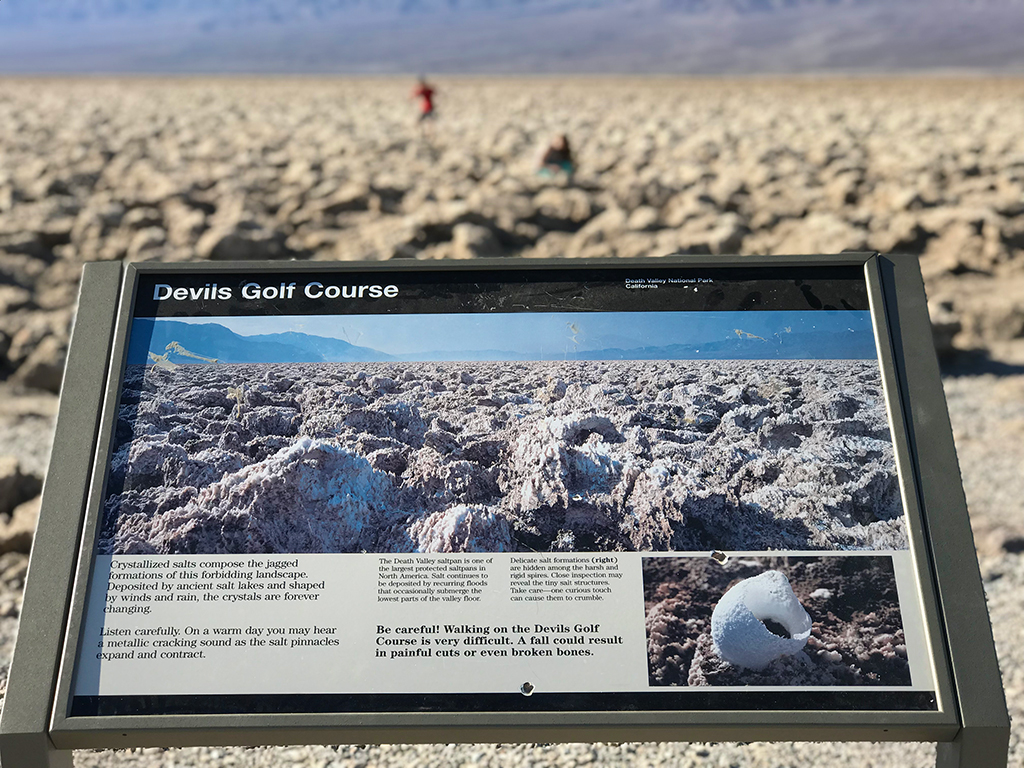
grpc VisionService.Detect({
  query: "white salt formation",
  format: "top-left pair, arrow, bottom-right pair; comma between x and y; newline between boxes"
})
710,570 -> 813,671
99,359 -> 907,554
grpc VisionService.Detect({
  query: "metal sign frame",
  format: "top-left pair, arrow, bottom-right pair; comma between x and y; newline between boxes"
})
0,253 -> 1008,768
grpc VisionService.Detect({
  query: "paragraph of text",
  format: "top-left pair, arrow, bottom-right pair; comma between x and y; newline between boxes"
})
510,555 -> 621,603
104,557 -> 326,616
377,555 -> 490,604
374,622 -> 624,660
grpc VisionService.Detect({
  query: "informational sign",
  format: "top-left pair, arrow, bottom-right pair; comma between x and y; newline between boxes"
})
65,263 -> 939,717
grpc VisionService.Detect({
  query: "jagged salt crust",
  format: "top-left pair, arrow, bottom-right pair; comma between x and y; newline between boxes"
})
99,359 -> 905,554
710,570 -> 812,670
409,504 -> 514,553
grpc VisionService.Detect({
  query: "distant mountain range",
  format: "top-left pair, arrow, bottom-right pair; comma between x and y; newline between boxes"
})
1,0 -> 1022,73
127,319 -> 874,364
127,320 -> 395,365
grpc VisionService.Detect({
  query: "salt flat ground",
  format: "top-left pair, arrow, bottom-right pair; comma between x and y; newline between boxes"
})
2,77 -> 1024,350
102,359 -> 901,556
0,76 -> 1022,766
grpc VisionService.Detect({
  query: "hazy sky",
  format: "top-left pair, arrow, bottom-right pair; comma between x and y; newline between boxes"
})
4,0 -> 1022,75
168,310 -> 876,358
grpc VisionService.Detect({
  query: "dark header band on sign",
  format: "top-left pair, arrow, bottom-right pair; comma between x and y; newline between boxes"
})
132,265 -> 869,318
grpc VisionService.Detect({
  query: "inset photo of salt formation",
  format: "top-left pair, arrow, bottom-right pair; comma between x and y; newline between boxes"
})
643,555 -> 912,687
98,310 -> 906,555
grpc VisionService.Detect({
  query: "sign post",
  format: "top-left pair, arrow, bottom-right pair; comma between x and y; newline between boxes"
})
0,254 -> 1008,768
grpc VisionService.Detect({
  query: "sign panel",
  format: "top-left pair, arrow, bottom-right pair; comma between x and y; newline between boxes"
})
65,262 -> 938,717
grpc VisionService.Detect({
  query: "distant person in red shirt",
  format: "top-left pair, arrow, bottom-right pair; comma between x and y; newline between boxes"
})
412,76 -> 436,124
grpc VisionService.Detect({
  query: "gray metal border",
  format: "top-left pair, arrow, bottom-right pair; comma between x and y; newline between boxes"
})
48,259 -> 143,737
863,256 -> 956,715
876,255 -> 1009,767
0,253 -> 1004,765
0,261 -> 124,768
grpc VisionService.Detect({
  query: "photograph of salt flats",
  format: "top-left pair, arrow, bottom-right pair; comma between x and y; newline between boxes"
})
97,310 -> 905,554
